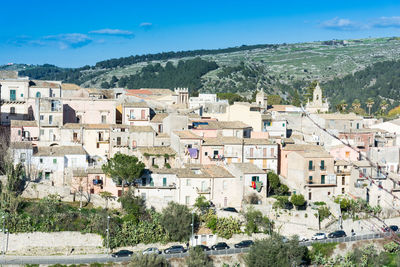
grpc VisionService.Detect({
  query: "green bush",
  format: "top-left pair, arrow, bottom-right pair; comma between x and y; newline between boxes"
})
290,194 -> 306,208
186,247 -> 213,267
161,202 -> 193,242
310,242 -> 337,261
384,241 -> 400,253
130,253 -> 170,267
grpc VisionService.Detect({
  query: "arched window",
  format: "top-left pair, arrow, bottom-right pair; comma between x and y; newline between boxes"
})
36,92 -> 41,98
10,107 -> 15,114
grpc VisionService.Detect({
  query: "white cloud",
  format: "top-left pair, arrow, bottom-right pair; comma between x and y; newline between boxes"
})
372,16 -> 400,28
139,22 -> 153,30
43,33 -> 92,49
321,17 -> 365,31
90,28 -> 134,37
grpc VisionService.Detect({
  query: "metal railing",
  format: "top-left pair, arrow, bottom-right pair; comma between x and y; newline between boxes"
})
0,232 -> 389,265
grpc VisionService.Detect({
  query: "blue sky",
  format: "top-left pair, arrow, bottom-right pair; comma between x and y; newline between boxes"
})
1,0 -> 400,67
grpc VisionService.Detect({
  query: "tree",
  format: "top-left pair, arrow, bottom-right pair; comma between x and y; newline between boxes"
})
161,202 -> 193,242
245,234 -> 309,267
102,153 -> 145,195
267,172 -> 280,196
99,191 -> 113,210
119,190 -> 146,222
380,99 -> 389,115
291,89 -> 301,107
194,196 -> 210,214
304,80 -> 318,102
317,206 -> 331,230
366,98 -> 375,115
290,194 -> 306,209
267,95 -> 282,105
352,99 -> 361,110
336,99 -> 347,113
186,246 -> 213,267
243,206 -> 274,234
129,253 -> 169,267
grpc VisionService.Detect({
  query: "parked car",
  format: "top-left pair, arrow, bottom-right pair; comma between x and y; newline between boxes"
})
222,207 -> 238,213
311,233 -> 327,240
211,242 -> 230,250
328,230 -> 347,238
142,247 -> 161,255
384,225 -> 399,232
191,245 -> 211,251
164,245 -> 186,254
111,250 -> 133,258
234,240 -> 254,248
296,235 -> 309,242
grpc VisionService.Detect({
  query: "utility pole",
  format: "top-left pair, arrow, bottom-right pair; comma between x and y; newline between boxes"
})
106,215 -> 110,255
2,216 -> 5,256
190,212 -> 194,246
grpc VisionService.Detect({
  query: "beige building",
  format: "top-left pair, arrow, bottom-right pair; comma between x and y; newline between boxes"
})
122,102 -> 151,126
284,149 -> 337,202
305,83 -> 329,113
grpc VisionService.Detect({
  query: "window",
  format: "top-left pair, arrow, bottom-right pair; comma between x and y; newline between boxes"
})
342,188 -> 345,194
205,152 -> 208,156
250,148 -> 254,157
116,137 -> 121,146
308,160 -> 313,170
309,176 -> 313,182
321,175 -> 325,184
342,176 -> 345,185
49,115 -> 53,125
320,160 -> 325,170
10,107 -> 15,114
40,115 -> 44,121
10,90 -> 16,101
163,177 -> 167,187
36,92 -> 41,98
150,178 -> 154,186
18,130 -> 21,136
20,153 -> 26,163
45,172 -> 50,180
101,115 -> 106,124
308,192 -> 312,200
345,151 -> 350,158
141,177 -> 146,186
40,129 -> 44,136
282,123 -> 285,127
129,110 -> 135,119
73,132 -> 78,142
53,158 -> 57,164
40,158 -> 43,163
141,109 -> 146,120
223,180 -> 228,190
185,196 -> 190,205
186,179 -> 191,186
263,148 -> 267,157
271,148 -> 275,156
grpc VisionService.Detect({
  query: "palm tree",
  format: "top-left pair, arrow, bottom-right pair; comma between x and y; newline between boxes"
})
366,98 -> 375,115
380,100 -> 389,115
338,99 -> 347,113
352,99 -> 361,110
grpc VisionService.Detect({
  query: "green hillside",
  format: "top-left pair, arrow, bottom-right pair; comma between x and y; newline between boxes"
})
5,37 -> 400,111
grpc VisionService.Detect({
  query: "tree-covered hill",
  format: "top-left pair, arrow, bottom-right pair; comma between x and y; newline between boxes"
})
322,60 -> 400,113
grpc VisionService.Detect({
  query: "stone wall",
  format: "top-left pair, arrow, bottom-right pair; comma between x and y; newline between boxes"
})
5,232 -> 103,256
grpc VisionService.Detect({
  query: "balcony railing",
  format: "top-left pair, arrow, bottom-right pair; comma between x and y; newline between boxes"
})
209,155 -> 224,161
196,187 -> 211,194
137,183 -> 176,189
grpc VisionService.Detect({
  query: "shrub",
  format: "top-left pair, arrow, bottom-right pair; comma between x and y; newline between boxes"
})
310,242 -> 337,262
383,241 -> 400,253
245,234 -> 309,267
161,202 -> 193,242
165,163 -> 171,169
130,253 -> 170,267
273,196 -> 291,209
243,206 -> 273,235
290,194 -> 306,209
186,247 -> 213,267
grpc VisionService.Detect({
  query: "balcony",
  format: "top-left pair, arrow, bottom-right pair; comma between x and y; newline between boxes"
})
336,169 -> 351,175
137,183 -> 176,189
22,136 -> 38,141
320,166 -> 326,171
209,155 -> 224,161
196,187 -> 211,194
97,138 -> 110,144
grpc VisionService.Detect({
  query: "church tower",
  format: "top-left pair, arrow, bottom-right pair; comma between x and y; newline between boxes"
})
256,88 -> 268,107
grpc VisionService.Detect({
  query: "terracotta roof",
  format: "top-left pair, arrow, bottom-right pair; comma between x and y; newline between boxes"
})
335,160 -> 351,166
176,165 -> 234,178
295,150 -> 333,158
202,137 -> 242,146
151,113 -> 169,123
129,126 -> 154,133
34,146 -> 87,156
138,146 -> 176,155
230,163 -> 264,174
195,121 -> 251,130
283,144 -> 326,152
244,138 -> 274,145
125,88 -> 176,96
30,80 -> 61,88
10,142 -> 33,149
61,83 -> 81,90
62,123 -> 111,130
317,113 -> 362,120
11,120 -> 37,127
173,130 -> 202,139
123,102 -> 149,108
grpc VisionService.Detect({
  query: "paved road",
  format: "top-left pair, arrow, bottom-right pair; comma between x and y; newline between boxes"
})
0,232 -> 393,265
